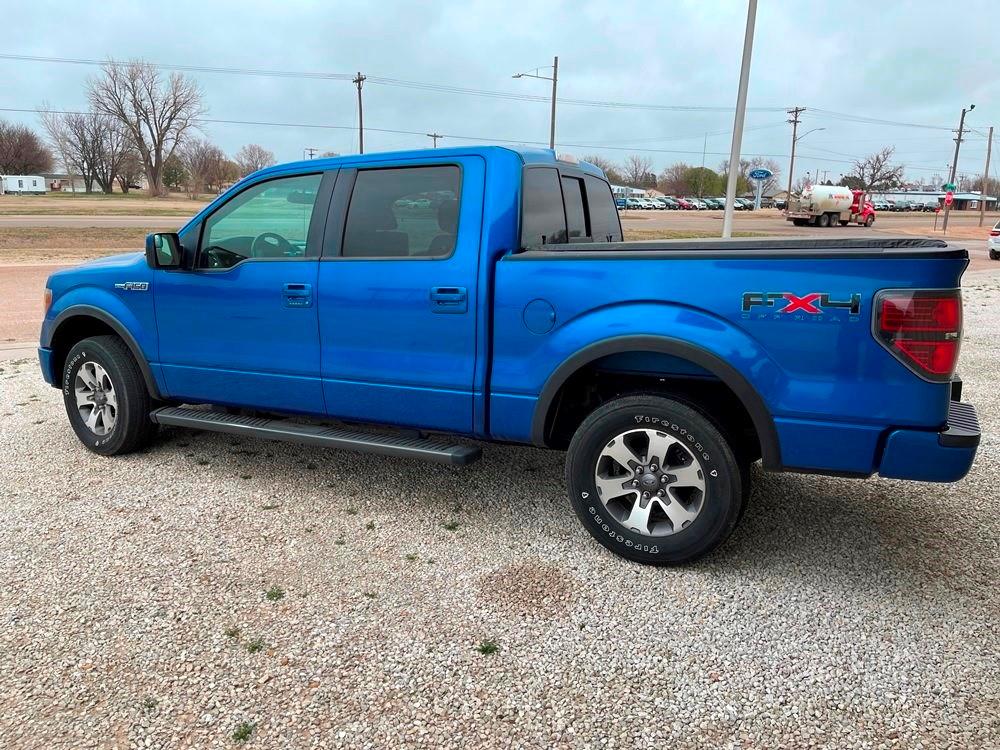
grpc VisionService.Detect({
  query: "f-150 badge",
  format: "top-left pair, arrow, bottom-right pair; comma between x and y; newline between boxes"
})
114,281 -> 149,291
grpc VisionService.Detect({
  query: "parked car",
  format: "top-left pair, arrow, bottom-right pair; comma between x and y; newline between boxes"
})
702,198 -> 724,210
989,220 -> 1000,260
774,199 -> 787,210
647,198 -> 668,210
625,198 -> 644,210
38,145 -> 980,566
736,198 -> 755,211
658,197 -> 680,210
686,198 -> 708,210
615,197 -> 626,210
674,197 -> 695,210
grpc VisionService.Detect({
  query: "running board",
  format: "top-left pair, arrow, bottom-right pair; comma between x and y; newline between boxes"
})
150,406 -> 481,465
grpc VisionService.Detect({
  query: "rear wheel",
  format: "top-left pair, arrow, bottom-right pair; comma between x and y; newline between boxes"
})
990,249 -> 1000,261
818,213 -> 831,228
62,335 -> 157,455
566,395 -> 743,565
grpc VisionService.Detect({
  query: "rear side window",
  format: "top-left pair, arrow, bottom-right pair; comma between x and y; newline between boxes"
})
585,175 -> 623,242
342,165 -> 460,258
521,168 -> 623,248
561,176 -> 588,240
521,168 -> 566,247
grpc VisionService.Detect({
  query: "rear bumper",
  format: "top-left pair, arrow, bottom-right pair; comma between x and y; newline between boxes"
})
878,401 -> 980,482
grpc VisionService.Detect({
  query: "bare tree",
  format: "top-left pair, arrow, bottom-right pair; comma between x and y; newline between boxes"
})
0,120 -> 53,174
180,138 -> 229,196
234,143 -> 276,178
41,109 -> 133,194
848,147 -> 905,193
115,150 -> 144,193
622,154 -> 654,187
583,154 -> 624,184
657,162 -> 691,195
88,59 -> 205,196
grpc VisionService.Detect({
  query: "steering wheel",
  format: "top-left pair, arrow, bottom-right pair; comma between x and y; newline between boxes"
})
251,232 -> 294,258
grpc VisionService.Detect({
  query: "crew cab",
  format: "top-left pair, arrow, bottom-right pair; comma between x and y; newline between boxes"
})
39,146 -> 981,565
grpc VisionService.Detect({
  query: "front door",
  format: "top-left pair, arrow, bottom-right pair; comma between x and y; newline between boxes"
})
317,158 -> 484,433
154,171 -> 333,415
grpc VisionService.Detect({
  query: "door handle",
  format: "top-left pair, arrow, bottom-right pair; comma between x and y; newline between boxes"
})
282,282 -> 312,307
430,286 -> 467,314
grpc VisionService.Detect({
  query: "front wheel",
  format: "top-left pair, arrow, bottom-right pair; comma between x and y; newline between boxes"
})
865,214 -> 875,227
62,335 -> 157,455
990,249 -> 1000,261
565,395 -> 744,565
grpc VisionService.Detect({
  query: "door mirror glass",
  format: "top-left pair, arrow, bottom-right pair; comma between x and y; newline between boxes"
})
146,232 -> 183,269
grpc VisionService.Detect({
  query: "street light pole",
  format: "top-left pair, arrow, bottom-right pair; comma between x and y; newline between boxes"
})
513,56 -> 559,150
942,104 -> 974,234
722,0 -> 758,238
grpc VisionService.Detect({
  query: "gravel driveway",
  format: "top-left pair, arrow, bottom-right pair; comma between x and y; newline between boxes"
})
1,277 -> 998,749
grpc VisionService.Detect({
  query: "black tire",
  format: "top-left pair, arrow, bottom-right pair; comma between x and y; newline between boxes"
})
839,220 -> 849,226
62,335 -> 157,455
818,213 -> 831,228
865,215 -> 875,227
792,218 -> 807,226
990,250 -> 999,261
565,395 -> 743,565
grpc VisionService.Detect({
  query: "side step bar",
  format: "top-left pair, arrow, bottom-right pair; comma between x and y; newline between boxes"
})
150,406 -> 481,465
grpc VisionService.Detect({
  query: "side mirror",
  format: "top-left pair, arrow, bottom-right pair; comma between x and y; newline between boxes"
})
145,232 -> 183,269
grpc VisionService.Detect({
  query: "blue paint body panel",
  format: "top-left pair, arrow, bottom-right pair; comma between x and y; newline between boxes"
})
37,145 -> 979,484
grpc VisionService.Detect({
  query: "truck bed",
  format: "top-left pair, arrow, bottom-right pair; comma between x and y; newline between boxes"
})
511,236 -> 966,260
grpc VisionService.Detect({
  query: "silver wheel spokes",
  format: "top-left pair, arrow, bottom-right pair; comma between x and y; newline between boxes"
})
594,428 -> 706,537
74,361 -> 117,436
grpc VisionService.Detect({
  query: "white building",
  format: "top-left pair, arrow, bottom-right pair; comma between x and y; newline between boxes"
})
0,175 -> 48,195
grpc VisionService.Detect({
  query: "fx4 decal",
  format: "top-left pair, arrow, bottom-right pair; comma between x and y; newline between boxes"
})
114,281 -> 149,291
742,291 -> 861,316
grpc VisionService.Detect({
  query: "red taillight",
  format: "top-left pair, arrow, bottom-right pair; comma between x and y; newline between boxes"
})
990,230 -> 1000,236
874,290 -> 962,381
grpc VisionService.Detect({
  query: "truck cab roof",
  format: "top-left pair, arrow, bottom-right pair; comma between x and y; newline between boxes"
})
254,145 -> 607,181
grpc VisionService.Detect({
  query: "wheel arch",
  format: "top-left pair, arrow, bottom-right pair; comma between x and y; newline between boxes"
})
44,305 -> 163,400
531,335 -> 781,470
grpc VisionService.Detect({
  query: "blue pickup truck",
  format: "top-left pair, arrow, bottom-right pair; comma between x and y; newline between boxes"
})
39,146 -> 980,564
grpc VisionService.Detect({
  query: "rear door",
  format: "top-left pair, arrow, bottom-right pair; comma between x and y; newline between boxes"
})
317,157 -> 485,433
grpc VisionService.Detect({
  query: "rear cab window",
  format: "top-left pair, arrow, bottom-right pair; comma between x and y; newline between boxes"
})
520,166 -> 622,249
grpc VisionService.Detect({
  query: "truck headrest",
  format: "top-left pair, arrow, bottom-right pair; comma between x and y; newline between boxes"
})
437,199 -> 458,233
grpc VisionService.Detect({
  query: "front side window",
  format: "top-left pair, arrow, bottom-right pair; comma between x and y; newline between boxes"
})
199,173 -> 322,269
341,165 -> 461,258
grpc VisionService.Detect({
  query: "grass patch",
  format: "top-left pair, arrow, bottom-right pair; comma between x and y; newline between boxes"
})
476,640 -> 499,655
142,696 -> 158,711
264,586 -> 285,602
246,637 -> 265,654
405,553 -> 418,562
224,625 -> 240,639
363,591 -> 377,599
260,503 -> 280,511
232,721 -> 255,743
365,521 -> 375,531
442,521 -> 460,532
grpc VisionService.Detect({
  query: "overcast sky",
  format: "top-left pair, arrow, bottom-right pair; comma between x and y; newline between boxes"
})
5,0 -> 998,186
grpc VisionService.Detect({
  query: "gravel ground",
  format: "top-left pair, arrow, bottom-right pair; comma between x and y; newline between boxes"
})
1,279 -> 998,749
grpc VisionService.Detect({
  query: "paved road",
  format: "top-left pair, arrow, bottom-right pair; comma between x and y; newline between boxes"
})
0,215 -> 189,228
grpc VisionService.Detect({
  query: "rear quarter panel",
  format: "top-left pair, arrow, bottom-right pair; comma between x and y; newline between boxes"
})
491,252 -> 967,474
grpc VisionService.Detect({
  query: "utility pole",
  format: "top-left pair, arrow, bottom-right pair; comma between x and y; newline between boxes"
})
979,126 -> 993,227
942,103 -> 974,234
353,72 -> 366,154
513,56 -> 559,150
722,0 -> 757,238
785,106 -> 805,206
427,133 -> 443,148
549,56 -> 558,150
303,147 -> 318,160
699,132 -> 707,198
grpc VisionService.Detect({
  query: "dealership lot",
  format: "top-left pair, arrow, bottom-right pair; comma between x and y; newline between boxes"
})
1,272 -> 997,748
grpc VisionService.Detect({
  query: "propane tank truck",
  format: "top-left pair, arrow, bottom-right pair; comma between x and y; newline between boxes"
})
786,186 -> 876,227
